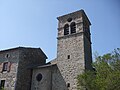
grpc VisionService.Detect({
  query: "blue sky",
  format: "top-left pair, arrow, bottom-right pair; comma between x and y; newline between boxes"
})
0,0 -> 120,61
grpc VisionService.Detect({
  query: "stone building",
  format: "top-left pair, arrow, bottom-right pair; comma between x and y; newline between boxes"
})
0,9 -> 92,90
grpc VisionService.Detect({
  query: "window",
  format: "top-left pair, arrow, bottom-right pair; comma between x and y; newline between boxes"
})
36,73 -> 42,82
6,54 -> 10,58
0,80 -> 5,89
67,55 -> 70,59
64,24 -> 69,35
70,22 -> 76,34
1,62 -> 11,72
3,62 -> 8,71
67,18 -> 72,22
67,83 -> 70,87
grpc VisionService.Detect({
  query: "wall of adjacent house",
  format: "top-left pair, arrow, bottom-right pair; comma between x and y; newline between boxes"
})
15,48 -> 46,90
0,49 -> 19,90
0,48 -> 47,90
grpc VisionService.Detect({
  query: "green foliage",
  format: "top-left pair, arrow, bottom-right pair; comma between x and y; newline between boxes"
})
0,87 -> 4,90
77,48 -> 120,90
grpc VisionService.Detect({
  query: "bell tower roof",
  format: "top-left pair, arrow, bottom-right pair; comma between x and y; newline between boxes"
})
57,9 -> 91,25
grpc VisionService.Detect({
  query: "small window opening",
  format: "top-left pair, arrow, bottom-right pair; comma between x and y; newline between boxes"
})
0,80 -> 5,89
70,22 -> 76,34
64,24 -> 69,35
67,55 -> 70,59
36,73 -> 42,82
3,62 -> 8,71
67,18 -> 72,22
6,54 -> 9,58
67,83 -> 70,87
6,54 -> 10,58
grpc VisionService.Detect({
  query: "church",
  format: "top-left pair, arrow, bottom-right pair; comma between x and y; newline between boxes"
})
0,9 -> 92,90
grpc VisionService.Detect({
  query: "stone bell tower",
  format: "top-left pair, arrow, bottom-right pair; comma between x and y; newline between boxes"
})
56,10 -> 92,90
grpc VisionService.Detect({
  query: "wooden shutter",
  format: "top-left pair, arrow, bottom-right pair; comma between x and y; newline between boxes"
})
0,63 -> 3,72
7,62 -> 11,72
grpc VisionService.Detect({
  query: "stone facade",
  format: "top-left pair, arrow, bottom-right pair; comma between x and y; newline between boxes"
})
0,9 -> 92,90
15,47 -> 47,90
0,48 -> 19,90
54,10 -> 92,90
0,47 -> 47,90
31,64 -> 68,90
31,65 -> 52,90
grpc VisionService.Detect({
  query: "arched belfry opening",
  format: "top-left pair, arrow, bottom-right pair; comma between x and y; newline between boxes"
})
64,24 -> 69,35
70,22 -> 76,34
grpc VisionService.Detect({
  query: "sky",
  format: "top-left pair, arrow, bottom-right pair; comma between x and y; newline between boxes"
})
0,0 -> 120,62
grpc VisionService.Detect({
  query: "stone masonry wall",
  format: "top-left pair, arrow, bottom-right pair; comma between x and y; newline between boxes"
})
15,48 -> 46,90
31,66 -> 52,90
54,10 -> 92,90
52,65 -> 68,90
57,34 -> 85,90
32,65 -> 68,90
84,35 -> 92,70
0,49 -> 19,90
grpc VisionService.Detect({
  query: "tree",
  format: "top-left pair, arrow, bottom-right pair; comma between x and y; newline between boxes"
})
77,48 -> 120,90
